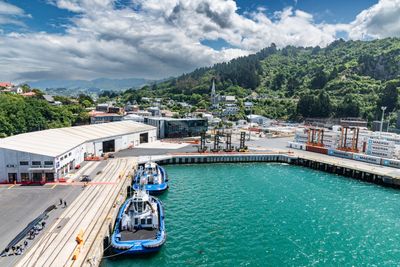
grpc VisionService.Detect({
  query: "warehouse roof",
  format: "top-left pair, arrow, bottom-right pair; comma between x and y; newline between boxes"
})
0,121 -> 155,157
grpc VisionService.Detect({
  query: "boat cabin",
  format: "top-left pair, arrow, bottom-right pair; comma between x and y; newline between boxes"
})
144,162 -> 158,176
121,190 -> 158,231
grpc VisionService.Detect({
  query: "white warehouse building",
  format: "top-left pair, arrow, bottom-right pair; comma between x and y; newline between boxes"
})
0,121 -> 156,184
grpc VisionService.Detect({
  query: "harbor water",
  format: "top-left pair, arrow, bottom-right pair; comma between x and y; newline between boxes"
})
102,163 -> 400,266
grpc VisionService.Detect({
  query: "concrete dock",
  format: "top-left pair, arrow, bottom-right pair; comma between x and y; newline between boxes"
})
16,157 -> 136,267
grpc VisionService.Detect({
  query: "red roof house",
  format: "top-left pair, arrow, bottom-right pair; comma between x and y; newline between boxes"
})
0,82 -> 12,88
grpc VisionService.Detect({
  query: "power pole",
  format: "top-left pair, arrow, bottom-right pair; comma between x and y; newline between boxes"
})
380,106 -> 387,137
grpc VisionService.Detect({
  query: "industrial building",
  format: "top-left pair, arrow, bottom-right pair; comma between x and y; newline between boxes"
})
145,117 -> 208,138
0,121 -> 156,183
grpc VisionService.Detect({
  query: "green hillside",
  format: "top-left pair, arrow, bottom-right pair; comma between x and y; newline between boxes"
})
0,92 -> 90,137
122,38 -> 400,123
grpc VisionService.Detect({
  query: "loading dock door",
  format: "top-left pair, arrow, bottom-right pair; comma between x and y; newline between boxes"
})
103,140 -> 115,153
140,133 -> 149,144
32,173 -> 42,183
45,173 -> 55,182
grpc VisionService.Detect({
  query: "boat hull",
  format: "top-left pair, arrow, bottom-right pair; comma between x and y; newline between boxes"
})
112,244 -> 162,255
132,183 -> 168,195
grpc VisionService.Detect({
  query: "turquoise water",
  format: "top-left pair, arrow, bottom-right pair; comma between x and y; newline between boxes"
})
102,163 -> 400,266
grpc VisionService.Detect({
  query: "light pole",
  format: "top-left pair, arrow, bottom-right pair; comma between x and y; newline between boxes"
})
380,106 -> 387,136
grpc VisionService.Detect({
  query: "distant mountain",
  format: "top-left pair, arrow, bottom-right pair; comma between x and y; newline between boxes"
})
27,77 -> 153,91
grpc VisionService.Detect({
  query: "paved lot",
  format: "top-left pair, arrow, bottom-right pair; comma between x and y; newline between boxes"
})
115,145 -> 197,157
0,184 -> 82,265
115,137 -> 291,158
246,136 -> 291,151
0,160 -> 109,266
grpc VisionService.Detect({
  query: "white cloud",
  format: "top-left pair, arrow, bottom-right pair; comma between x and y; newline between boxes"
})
0,1 -> 30,26
0,0 -> 399,82
348,0 -> 400,39
0,1 -> 25,16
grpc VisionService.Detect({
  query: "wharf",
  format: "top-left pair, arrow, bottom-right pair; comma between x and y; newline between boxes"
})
16,157 -> 136,267
144,150 -> 400,186
291,150 -> 400,186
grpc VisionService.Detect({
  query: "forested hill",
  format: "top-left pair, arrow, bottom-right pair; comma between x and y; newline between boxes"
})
0,92 -> 91,137
122,38 -> 400,122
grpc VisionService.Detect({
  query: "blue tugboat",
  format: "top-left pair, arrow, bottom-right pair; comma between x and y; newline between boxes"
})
111,186 -> 166,255
133,162 -> 168,195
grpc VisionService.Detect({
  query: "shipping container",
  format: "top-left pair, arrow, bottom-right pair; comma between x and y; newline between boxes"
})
288,142 -> 306,150
382,159 -> 400,169
306,145 -> 328,154
353,153 -> 381,165
367,150 -> 394,158
327,149 -> 353,159
368,139 -> 394,146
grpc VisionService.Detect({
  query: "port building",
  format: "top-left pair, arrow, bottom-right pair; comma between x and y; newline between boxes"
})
0,121 -> 156,183
144,117 -> 208,138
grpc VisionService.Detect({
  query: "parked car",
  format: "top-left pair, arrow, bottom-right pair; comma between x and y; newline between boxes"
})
80,175 -> 91,182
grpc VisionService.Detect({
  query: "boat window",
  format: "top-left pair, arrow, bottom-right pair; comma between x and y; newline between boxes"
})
147,218 -> 152,224
141,218 -> 146,224
134,218 -> 138,225
137,202 -> 143,213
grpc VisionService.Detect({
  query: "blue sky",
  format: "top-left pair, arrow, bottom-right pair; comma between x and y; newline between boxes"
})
236,0 -> 378,23
0,0 -> 398,82
5,0 -> 379,36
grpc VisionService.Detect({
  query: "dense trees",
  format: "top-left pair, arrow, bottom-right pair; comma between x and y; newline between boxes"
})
296,90 -> 332,118
337,95 -> 360,118
377,80 -> 400,113
310,68 -> 328,89
0,93 -> 89,137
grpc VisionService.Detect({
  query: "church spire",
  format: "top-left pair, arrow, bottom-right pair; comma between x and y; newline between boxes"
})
210,78 -> 218,108
211,78 -> 216,96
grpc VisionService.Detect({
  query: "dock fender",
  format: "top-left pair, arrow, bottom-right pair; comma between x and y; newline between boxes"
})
127,186 -> 132,198
103,235 -> 111,256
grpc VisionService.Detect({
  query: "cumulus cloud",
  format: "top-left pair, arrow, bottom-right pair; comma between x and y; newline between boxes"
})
0,0 -> 399,82
348,0 -> 400,39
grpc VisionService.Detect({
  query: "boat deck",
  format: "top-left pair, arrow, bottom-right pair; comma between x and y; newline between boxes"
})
120,228 -> 158,241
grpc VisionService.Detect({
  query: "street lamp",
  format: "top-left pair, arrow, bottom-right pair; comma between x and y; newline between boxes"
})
380,106 -> 387,136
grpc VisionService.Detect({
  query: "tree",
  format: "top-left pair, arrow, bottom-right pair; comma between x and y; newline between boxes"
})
378,80 -> 399,113
296,90 -> 332,118
81,100 -> 93,108
286,76 -> 300,96
271,73 -> 285,90
316,90 -> 332,117
78,94 -> 94,105
310,68 -> 328,89
297,94 -> 315,118
337,94 -> 360,117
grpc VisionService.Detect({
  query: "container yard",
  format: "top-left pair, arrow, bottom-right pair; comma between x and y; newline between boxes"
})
290,125 -> 400,169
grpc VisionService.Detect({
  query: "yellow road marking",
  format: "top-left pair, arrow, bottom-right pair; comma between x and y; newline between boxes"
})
51,184 -> 57,189
8,185 -> 16,189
